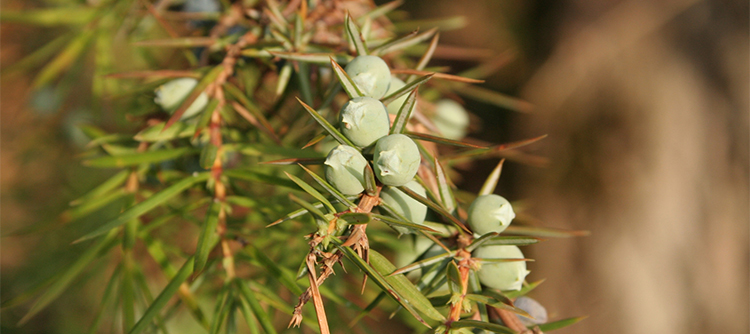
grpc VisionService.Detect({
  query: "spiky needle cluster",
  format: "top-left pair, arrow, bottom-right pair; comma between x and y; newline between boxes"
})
5,1 -> 587,334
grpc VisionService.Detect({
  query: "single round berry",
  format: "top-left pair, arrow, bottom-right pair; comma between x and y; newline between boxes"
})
473,245 -> 529,291
432,99 -> 469,140
467,194 -> 515,236
372,134 -> 421,186
324,145 -> 368,195
339,97 -> 390,147
344,55 -> 391,99
384,77 -> 415,116
513,296 -> 548,326
154,78 -> 209,120
380,181 -> 428,234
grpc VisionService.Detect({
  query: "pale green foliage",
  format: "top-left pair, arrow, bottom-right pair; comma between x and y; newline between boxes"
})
3,1 -> 585,333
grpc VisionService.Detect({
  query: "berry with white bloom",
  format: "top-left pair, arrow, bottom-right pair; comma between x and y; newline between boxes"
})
474,245 -> 529,291
324,145 -> 368,195
513,296 -> 548,326
345,55 -> 391,99
432,99 -> 469,140
372,134 -> 421,186
339,97 -> 390,147
467,194 -> 515,236
154,78 -> 208,120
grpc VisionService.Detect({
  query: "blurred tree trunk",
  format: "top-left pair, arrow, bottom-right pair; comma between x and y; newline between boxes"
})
518,1 -> 749,333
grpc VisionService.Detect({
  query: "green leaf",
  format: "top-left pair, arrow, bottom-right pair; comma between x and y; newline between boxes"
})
59,189 -> 128,224
1,32 -> 74,81
393,16 -> 467,33
86,265 -> 121,334
536,316 -> 588,332
371,213 -> 438,233
267,196 -> 358,227
209,283 -> 234,334
344,13 -> 368,56
244,245 -> 304,296
224,169 -> 300,192
454,84 -> 534,113
284,172 -> 336,214
381,74 -> 432,106
363,164 -> 377,196
83,148 -> 194,168
441,135 -> 548,162
289,194 -> 328,221
75,173 -> 211,243
329,57 -> 363,99
133,37 -> 216,48
296,97 -> 356,147
195,98 -> 219,137
265,0 -> 288,33
433,158 -> 456,213
142,235 -> 210,329
32,28 -> 95,89
224,83 -> 281,144
371,28 -> 437,56
464,294 -> 532,318
69,170 -> 129,206
128,257 -> 195,334
369,250 -> 445,322
121,257 -> 136,332
194,202 -> 220,273
339,212 -> 371,224
1,7 -> 97,25
467,234 -> 540,252
503,279 -> 545,299
450,320 -> 514,334
356,1 -> 403,24
396,185 -> 471,234
260,157 -> 327,165
276,62 -> 293,97
296,62 -> 314,105
479,159 -> 505,196
410,33 -> 440,79
389,87 -> 418,135
234,279 -> 279,334
348,292 -> 387,327
298,164 -> 357,210
17,229 -> 120,325
267,51 -> 352,64
134,122 -> 197,142
405,132 -> 485,149
389,251 -> 453,276
335,246 -> 431,327
226,143 -> 325,159
200,143 -> 219,170
503,225 -> 590,238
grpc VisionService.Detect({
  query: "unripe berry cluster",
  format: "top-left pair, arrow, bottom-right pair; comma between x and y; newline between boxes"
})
321,55 -> 429,233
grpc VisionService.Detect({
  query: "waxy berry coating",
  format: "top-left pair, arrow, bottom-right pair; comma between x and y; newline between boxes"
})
339,97 -> 390,147
345,55 -> 391,99
372,134 -> 421,186
154,78 -> 208,119
432,99 -> 469,140
474,245 -> 529,291
467,194 -> 515,236
324,145 -> 368,195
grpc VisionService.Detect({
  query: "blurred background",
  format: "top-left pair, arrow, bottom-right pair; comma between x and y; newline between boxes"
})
2,0 -> 748,333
